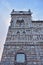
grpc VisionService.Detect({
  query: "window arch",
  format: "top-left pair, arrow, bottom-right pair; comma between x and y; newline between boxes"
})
17,31 -> 20,34
22,31 -> 26,40
17,31 -> 20,39
23,31 -> 26,34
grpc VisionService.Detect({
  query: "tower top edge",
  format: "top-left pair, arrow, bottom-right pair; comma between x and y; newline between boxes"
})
11,9 -> 32,15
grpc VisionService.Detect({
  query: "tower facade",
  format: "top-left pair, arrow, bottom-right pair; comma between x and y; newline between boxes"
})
1,10 -> 43,65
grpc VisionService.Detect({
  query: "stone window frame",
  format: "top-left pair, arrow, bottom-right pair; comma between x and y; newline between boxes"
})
15,52 -> 27,65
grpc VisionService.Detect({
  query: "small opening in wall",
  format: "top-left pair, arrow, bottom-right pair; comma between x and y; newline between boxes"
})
15,53 -> 26,63
19,11 -> 23,13
17,31 -> 20,34
23,31 -> 26,34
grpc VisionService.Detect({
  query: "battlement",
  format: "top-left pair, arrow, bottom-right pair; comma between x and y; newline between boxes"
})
11,9 -> 32,15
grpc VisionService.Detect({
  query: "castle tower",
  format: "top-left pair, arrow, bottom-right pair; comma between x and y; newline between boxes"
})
1,9 -> 43,65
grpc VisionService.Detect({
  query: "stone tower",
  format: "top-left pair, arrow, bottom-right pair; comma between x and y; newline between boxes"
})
1,9 -> 43,65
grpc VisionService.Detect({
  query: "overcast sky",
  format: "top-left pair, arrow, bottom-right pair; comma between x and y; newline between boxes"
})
0,0 -> 43,61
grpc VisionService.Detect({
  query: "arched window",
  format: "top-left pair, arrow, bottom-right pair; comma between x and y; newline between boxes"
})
17,31 -> 20,34
23,31 -> 26,34
16,19 -> 25,27
17,31 -> 20,39
22,31 -> 26,40
15,53 -> 26,63
10,20 -> 14,27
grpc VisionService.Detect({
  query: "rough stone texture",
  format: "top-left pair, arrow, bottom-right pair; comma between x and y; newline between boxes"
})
1,10 -> 43,65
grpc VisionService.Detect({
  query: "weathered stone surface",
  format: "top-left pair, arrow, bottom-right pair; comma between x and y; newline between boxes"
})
1,10 -> 43,65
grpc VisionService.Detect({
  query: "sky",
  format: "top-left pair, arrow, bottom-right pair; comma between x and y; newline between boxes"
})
0,0 -> 43,61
